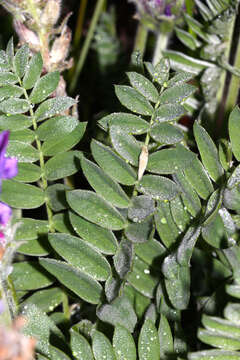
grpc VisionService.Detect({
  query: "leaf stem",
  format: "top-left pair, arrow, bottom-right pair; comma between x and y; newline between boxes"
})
21,85 -> 55,232
69,0 -> 105,93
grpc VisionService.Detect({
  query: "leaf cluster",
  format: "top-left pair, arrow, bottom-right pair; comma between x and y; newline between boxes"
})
1,37 -> 240,360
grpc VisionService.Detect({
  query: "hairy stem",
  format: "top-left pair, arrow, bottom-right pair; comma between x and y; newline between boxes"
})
152,31 -> 169,66
25,0 -> 50,67
133,22 -> 148,56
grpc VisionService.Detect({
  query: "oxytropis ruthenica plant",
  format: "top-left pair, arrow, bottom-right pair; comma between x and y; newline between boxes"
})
1,0 -> 240,359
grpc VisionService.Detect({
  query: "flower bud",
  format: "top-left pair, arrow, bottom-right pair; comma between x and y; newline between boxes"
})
41,0 -> 61,27
130,0 -> 185,27
50,25 -> 71,68
14,20 -> 40,51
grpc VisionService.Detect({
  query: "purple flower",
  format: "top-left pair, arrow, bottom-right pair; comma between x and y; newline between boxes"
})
0,131 -> 18,226
0,131 -> 18,189
164,4 -> 172,16
0,202 -> 12,226
130,0 -> 185,24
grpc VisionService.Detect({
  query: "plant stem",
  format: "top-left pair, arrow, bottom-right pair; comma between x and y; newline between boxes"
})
133,22 -> 148,55
69,0 -> 105,93
152,30 -> 169,66
73,0 -> 88,49
224,34 -> 240,116
25,0 -> 50,67
215,12 -> 237,131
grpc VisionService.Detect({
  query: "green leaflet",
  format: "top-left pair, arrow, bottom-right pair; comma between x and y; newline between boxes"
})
162,253 -> 190,310
127,71 -> 159,103
110,126 -> 141,166
22,52 -> 43,90
113,237 -> 133,278
40,258 -> 102,304
150,122 -> 184,144
188,350 -> 240,360
154,103 -> 186,123
114,85 -> 154,115
13,44 -> 29,78
69,211 -> 118,254
30,71 -> 60,104
163,50 -> 214,74
138,319 -> 160,360
159,83 -> 196,104
21,304 -> 64,358
22,288 -> 64,313
135,238 -> 165,266
6,140 -> 39,162
113,325 -> 137,360
91,140 -> 137,185
98,112 -> 149,134
44,151 -> 82,180
1,180 -> 45,209
92,331 -> 116,360
193,121 -> 223,182
70,330 -> 94,360
0,98 -> 30,114
14,163 -> 41,183
137,174 -> 179,200
147,145 -> 196,174
128,195 -> 155,222
158,315 -> 174,360
97,295 -> 137,333
0,84 -> 24,101
48,233 -> 111,281
42,123 -> 86,156
155,201 -> 180,248
175,27 -> 200,50
81,156 -> 130,208
0,72 -> 18,85
67,190 -> 127,230
11,261 -> 54,290
184,157 -> 213,199
0,114 -> 32,131
35,96 -> 76,121
127,256 -> 158,298
37,115 -> 79,140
